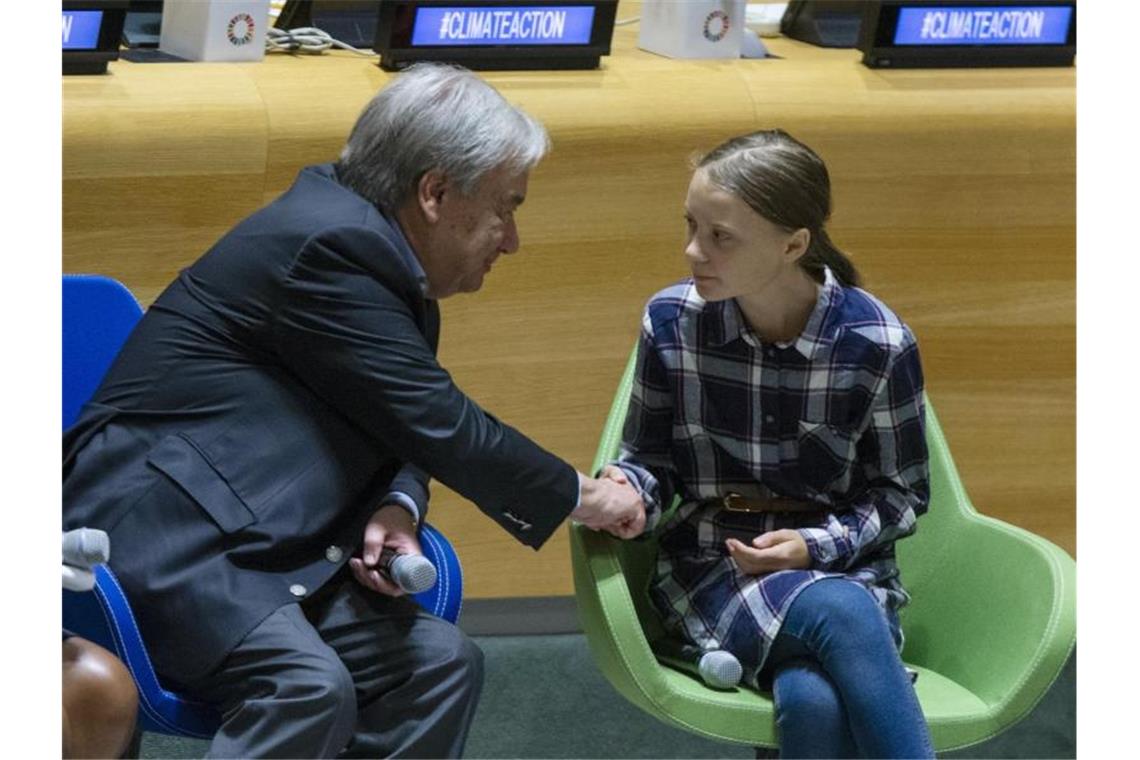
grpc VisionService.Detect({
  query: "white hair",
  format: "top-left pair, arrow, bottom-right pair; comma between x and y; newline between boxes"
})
337,63 -> 550,211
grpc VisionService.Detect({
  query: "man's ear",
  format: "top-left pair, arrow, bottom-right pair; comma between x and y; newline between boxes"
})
417,169 -> 449,224
785,228 -> 811,264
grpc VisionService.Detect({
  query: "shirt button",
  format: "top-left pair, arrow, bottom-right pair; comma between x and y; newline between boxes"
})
325,546 -> 344,563
289,584 -> 307,598
765,415 -> 775,424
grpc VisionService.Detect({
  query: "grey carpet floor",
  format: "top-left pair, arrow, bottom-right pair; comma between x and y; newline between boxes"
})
141,634 -> 1075,759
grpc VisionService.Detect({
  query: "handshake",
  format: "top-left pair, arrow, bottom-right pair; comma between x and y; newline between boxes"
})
572,465 -> 646,539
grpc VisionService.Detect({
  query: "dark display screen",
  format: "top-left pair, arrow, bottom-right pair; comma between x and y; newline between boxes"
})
375,0 -> 617,70
892,5 -> 1072,45
411,5 -> 596,46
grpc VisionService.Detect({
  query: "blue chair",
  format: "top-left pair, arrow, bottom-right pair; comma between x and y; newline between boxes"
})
62,273 -> 464,740
62,274 -> 144,430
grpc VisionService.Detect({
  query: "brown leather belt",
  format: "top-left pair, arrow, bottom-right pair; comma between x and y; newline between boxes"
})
714,492 -> 823,514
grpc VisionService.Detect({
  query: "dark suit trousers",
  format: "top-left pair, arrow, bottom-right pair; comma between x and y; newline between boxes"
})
185,569 -> 484,758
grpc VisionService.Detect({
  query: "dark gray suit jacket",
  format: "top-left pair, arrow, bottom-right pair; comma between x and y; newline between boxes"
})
63,163 -> 579,684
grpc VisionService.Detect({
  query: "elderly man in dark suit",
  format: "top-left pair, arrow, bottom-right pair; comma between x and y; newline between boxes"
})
63,63 -> 645,758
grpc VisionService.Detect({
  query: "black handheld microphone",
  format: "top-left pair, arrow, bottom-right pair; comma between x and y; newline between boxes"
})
377,548 -> 438,594
652,637 -> 743,689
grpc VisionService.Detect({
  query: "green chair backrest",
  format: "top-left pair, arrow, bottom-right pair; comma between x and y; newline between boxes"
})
895,405 -> 1074,708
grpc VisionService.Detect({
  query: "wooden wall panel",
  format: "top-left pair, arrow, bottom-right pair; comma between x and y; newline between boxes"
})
62,4 -> 1074,597
63,65 -> 270,305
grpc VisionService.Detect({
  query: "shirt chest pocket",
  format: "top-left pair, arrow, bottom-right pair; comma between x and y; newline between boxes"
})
796,421 -> 859,491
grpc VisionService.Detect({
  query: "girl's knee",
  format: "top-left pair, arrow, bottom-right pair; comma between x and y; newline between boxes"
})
796,580 -> 889,642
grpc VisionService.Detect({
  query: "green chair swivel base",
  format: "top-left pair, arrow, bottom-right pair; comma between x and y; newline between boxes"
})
570,348 -> 1076,753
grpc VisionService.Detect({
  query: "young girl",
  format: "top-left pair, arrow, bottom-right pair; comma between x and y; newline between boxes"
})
604,130 -> 934,758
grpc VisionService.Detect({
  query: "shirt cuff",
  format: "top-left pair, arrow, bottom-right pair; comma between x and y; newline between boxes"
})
796,526 -> 841,569
601,462 -> 662,534
380,491 -> 420,525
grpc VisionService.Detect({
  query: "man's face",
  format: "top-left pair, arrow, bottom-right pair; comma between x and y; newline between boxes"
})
421,167 -> 527,299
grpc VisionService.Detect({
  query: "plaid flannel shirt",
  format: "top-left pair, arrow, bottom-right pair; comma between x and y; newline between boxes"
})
611,267 -> 929,684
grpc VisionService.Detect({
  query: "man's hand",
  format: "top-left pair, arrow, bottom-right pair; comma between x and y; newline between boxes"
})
597,465 -> 643,538
726,530 -> 810,575
349,504 -> 422,596
573,469 -> 646,539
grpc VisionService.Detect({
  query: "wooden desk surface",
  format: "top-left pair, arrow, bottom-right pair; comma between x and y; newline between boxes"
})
63,3 -> 1075,597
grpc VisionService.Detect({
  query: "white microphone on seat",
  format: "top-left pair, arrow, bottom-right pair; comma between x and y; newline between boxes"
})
378,548 -> 437,594
652,638 -> 743,689
696,650 -> 744,689
62,565 -> 97,592
63,528 -> 110,569
62,528 -> 110,592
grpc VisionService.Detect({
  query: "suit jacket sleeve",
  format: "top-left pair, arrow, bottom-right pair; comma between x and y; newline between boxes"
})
385,462 -> 431,523
270,224 -> 578,549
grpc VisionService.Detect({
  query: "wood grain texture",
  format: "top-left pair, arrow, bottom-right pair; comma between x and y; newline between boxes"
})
62,1 -> 1074,597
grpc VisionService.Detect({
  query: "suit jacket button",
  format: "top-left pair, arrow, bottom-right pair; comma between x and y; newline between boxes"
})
325,546 -> 344,563
289,584 -> 307,598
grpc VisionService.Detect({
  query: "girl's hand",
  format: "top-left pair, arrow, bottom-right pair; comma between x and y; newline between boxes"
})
726,530 -> 810,575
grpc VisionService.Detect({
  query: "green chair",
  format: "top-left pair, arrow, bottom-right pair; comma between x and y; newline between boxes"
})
570,347 -> 1076,753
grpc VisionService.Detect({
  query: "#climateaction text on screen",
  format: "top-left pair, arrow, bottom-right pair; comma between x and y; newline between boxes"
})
413,6 -> 596,46
894,6 -> 1072,45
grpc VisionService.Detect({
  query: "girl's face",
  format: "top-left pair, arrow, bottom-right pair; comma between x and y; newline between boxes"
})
682,169 -> 806,302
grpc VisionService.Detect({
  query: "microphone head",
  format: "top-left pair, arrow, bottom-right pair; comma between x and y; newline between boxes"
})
698,650 -> 743,690
389,553 -> 438,594
62,528 -> 110,568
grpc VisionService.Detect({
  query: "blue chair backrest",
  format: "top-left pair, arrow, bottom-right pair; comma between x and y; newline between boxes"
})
62,275 -> 143,429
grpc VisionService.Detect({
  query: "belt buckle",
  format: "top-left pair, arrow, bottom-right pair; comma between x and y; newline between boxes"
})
721,492 -> 754,512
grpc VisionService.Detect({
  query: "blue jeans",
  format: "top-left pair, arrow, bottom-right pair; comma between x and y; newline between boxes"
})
763,578 -> 933,759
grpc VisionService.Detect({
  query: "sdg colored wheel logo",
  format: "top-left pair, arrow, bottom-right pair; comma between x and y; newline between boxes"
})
703,10 -> 731,42
227,13 -> 256,46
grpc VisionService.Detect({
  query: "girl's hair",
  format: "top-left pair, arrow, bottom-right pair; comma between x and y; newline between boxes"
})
695,130 -> 861,288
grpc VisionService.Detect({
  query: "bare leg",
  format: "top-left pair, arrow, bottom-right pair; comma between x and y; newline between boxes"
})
62,636 -> 138,759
